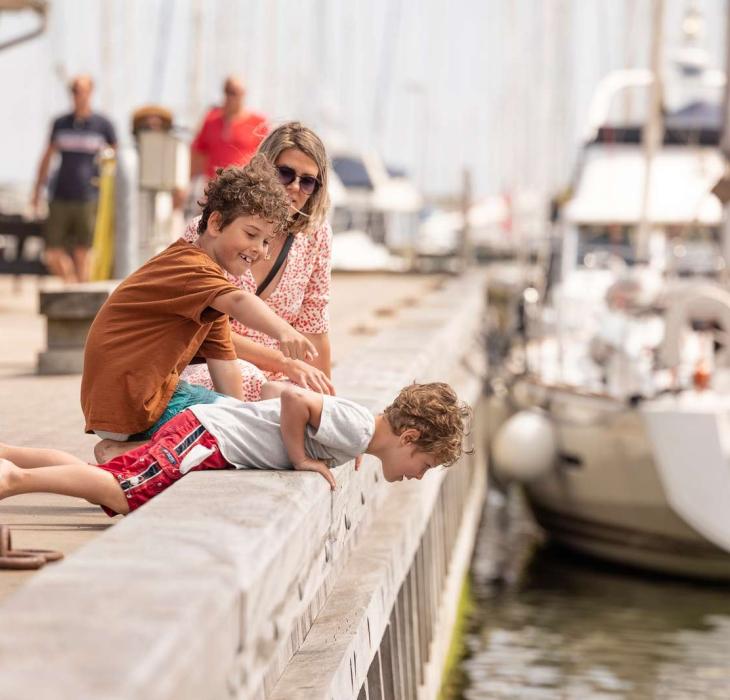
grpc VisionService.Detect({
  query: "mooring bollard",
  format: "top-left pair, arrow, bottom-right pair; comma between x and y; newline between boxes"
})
37,282 -> 116,375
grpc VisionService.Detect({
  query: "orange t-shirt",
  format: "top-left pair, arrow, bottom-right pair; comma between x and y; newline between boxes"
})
81,239 -> 240,435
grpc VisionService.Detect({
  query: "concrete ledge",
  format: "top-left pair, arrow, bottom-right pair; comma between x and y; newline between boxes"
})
0,270 -> 488,700
38,283 -> 117,319
270,369 -> 486,699
37,282 -> 117,375
37,348 -> 85,375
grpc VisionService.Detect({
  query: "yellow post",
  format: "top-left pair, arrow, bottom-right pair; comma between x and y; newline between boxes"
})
89,149 -> 116,281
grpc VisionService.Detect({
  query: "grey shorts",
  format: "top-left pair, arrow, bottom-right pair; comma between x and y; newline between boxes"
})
45,199 -> 97,251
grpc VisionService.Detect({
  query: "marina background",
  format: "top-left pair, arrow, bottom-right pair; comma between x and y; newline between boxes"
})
0,0 -> 727,201
3,2 -> 730,699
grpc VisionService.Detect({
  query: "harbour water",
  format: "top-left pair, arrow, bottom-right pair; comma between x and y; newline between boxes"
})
450,490 -> 730,700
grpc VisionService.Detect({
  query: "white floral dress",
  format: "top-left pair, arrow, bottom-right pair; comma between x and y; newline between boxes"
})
180,217 -> 332,400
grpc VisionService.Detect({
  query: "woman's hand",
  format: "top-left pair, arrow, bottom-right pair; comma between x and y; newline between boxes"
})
279,327 -> 318,362
294,457 -> 336,490
283,359 -> 335,395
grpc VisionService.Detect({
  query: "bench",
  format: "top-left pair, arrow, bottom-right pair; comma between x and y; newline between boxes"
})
0,214 -> 48,276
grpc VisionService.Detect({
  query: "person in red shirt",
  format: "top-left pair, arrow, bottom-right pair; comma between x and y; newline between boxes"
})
190,75 -> 268,180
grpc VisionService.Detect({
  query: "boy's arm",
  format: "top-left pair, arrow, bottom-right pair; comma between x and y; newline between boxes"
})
210,290 -> 318,362
206,358 -> 246,400
231,333 -> 335,395
279,386 -> 336,490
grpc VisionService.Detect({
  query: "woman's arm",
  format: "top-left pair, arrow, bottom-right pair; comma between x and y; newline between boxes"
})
292,223 -> 333,374
206,358 -> 246,400
231,332 -> 335,395
305,333 -> 331,376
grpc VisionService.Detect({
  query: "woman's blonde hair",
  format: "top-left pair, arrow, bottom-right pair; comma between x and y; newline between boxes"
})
257,121 -> 331,235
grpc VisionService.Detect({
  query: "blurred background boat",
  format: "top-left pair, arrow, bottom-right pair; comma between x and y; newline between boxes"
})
486,1 -> 730,581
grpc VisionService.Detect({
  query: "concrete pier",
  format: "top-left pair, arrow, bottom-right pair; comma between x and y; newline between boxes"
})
0,270 -> 488,699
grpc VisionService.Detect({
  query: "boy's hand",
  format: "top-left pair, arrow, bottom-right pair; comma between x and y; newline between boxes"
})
354,455 -> 363,471
279,328 -> 318,362
294,458 -> 336,490
283,359 -> 335,395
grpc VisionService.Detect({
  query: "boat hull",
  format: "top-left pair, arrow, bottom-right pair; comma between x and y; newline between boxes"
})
490,382 -> 730,580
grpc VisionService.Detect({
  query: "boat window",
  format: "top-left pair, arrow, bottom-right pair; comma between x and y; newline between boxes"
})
331,157 -> 373,189
577,225 -> 635,266
666,225 -> 723,277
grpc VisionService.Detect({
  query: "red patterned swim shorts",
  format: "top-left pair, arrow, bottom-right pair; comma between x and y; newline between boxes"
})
96,409 -> 230,516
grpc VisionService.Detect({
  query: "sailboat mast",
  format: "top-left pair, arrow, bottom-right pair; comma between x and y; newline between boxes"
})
720,2 -> 730,275
636,0 -> 665,261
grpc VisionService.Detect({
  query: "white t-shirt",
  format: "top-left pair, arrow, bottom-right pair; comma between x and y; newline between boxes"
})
189,395 -> 375,470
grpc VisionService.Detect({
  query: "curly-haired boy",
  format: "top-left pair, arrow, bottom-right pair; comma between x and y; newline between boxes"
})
0,382 -> 471,515
81,155 -> 316,448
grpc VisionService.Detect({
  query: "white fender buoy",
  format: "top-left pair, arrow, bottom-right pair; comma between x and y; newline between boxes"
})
492,410 -> 557,482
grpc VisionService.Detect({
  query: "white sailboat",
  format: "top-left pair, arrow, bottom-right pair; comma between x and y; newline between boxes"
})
488,2 -> 730,581
328,146 -> 420,272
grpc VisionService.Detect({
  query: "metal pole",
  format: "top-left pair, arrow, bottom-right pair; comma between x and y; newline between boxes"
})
636,0 -> 665,262
720,0 -> 730,280
459,168 -> 472,273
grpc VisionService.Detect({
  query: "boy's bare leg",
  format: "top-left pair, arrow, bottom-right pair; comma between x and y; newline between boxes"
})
0,442 -> 86,468
260,381 -> 291,400
0,458 -> 129,514
94,439 -> 148,464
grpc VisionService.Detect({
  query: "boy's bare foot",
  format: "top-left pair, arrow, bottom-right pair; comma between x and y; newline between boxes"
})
94,439 -> 144,463
0,458 -> 22,499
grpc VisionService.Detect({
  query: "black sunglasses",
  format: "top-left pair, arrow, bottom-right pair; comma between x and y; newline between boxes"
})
276,165 -> 320,195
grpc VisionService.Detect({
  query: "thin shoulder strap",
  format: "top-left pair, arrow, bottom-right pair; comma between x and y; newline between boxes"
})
256,234 -> 294,297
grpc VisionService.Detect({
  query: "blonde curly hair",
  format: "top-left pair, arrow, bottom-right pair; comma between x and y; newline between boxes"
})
197,154 -> 290,236
383,382 -> 471,466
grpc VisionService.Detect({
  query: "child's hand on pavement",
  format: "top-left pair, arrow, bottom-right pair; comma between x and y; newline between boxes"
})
294,458 -> 336,490
279,329 -> 318,362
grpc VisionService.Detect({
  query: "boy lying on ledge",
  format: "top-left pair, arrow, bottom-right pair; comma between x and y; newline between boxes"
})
0,382 -> 470,516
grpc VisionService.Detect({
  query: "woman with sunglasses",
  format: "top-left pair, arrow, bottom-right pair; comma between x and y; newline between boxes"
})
181,121 -> 335,400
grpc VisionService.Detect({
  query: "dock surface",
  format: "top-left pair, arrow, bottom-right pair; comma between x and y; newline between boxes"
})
0,271 -> 444,602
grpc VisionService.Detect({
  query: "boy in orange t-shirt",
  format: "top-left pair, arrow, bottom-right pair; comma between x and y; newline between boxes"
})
81,156 -> 316,448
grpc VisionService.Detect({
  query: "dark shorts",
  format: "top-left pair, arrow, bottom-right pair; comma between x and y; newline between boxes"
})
96,410 -> 230,516
45,199 -> 97,250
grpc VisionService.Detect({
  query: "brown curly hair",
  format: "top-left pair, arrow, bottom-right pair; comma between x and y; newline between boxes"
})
197,154 -> 291,236
383,382 -> 472,466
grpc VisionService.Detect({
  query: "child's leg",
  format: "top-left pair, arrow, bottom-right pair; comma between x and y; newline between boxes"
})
0,442 -> 86,469
0,458 -> 129,514
260,380 -> 291,400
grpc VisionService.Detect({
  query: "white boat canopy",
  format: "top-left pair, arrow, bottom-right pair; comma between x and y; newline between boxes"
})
564,144 -> 724,226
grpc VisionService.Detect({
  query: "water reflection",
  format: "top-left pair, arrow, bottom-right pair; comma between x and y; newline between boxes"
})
457,492 -> 730,700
